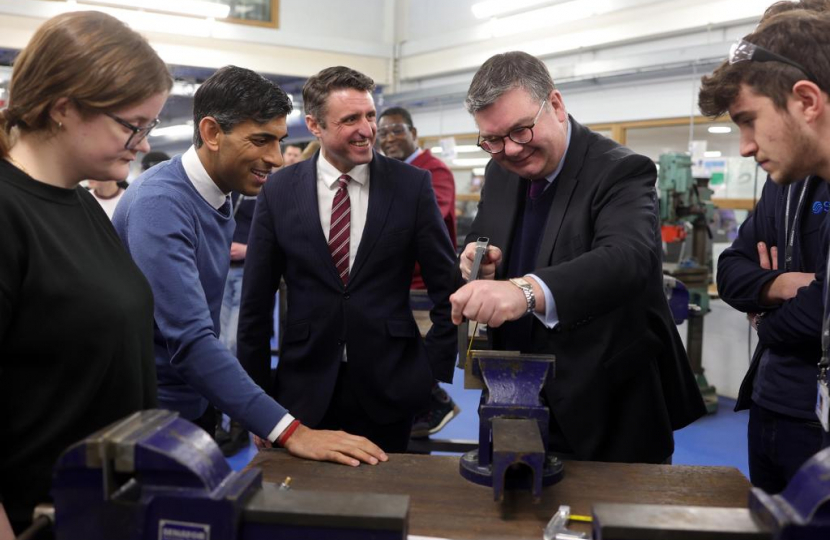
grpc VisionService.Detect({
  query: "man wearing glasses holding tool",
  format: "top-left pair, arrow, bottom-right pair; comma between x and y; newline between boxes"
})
114,66 -> 386,467
450,51 -> 706,464
699,7 -> 830,488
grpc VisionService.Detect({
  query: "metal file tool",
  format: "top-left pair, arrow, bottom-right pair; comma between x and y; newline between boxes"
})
458,237 -> 490,369
468,236 -> 490,282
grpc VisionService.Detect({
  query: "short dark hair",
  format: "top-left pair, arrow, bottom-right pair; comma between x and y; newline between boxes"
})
192,65 -> 292,148
763,0 -> 830,20
302,66 -> 375,127
466,51 -> 554,114
141,151 -> 169,171
698,11 -> 830,117
379,106 -> 414,128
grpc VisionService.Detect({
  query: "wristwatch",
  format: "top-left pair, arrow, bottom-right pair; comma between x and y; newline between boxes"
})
509,277 -> 536,315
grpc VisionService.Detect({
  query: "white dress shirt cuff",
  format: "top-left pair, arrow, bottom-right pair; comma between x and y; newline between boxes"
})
527,273 -> 559,329
267,413 -> 296,443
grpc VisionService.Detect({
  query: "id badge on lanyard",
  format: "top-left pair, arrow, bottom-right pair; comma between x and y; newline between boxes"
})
818,378 -> 830,432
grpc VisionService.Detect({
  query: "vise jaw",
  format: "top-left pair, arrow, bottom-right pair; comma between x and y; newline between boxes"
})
460,350 -> 563,502
51,410 -> 409,540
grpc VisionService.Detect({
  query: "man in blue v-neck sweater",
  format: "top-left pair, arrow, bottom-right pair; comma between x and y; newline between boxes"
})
114,66 -> 386,467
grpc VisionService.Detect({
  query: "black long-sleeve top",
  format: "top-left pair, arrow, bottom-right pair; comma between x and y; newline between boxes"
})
0,161 -> 157,533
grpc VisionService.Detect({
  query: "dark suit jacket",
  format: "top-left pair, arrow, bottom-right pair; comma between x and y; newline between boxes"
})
237,151 -> 459,426
718,176 -> 829,418
468,117 -> 706,463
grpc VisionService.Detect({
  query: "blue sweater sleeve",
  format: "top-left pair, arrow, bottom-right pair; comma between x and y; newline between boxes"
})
124,189 -> 287,438
717,179 -> 785,313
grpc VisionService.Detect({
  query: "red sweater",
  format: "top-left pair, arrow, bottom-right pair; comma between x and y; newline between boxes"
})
410,149 -> 456,289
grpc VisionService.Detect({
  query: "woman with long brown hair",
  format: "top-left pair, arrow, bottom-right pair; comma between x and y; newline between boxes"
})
0,11 -> 172,537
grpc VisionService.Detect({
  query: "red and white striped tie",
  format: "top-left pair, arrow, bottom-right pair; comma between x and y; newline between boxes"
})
329,174 -> 351,285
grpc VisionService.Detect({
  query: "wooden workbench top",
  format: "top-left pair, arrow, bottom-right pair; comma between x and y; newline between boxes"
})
248,450 -> 750,540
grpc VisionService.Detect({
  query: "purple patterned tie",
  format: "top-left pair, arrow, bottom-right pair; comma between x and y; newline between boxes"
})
529,178 -> 547,200
329,175 -> 351,285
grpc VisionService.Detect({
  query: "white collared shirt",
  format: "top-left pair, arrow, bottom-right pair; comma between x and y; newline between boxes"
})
182,145 -> 228,210
316,152 -> 370,272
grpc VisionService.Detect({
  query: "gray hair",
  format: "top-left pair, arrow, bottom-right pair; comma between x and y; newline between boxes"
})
465,51 -> 555,114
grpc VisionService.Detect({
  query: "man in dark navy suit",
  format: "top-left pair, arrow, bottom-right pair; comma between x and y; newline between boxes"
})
450,51 -> 706,464
237,66 -> 459,453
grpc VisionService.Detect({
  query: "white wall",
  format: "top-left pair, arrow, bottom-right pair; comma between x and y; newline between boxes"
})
393,0 -> 764,135
0,0 -> 393,82
409,74 -> 705,137
677,300 -> 758,400
397,0 -> 768,82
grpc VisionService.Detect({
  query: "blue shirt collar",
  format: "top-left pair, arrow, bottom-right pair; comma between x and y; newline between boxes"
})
404,147 -> 422,165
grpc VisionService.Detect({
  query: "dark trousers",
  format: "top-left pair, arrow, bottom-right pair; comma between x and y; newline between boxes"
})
316,363 -> 413,453
748,402 -> 823,493
192,405 -> 218,438
546,418 -> 672,464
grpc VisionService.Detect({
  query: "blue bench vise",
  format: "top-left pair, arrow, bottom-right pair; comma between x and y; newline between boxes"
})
663,275 -> 692,324
50,410 -> 409,540
749,446 -> 830,539
459,350 -> 563,502
592,447 -> 830,539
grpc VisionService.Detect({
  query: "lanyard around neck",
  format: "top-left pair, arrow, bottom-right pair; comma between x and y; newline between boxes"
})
783,177 -> 811,272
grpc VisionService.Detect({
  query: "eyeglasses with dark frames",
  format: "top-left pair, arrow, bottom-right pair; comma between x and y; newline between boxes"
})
105,112 -> 161,150
477,100 -> 547,154
729,39 -> 821,88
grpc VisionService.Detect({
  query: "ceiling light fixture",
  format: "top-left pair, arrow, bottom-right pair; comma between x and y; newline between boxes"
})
471,0 -> 559,20
151,122 -> 194,139
76,0 -> 230,19
485,0 -> 614,38
708,126 -> 732,134
171,81 -> 201,97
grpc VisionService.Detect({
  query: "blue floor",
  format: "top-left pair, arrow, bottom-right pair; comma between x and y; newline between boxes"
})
228,372 -> 750,479
673,397 -> 749,477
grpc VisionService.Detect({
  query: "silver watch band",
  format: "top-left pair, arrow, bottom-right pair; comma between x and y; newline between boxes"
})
510,278 -> 536,314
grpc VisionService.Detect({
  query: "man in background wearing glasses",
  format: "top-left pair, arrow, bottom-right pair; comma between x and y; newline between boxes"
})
449,51 -> 706,464
699,5 -> 830,490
